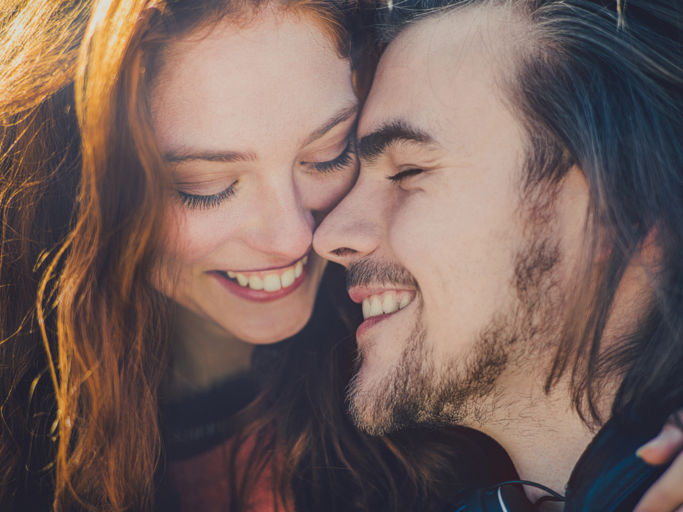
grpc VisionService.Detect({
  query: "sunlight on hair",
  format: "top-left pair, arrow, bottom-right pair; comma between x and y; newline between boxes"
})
616,0 -> 626,30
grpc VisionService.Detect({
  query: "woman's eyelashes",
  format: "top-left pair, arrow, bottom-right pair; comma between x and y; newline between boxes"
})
307,140 -> 356,174
175,141 -> 356,211
176,181 -> 237,210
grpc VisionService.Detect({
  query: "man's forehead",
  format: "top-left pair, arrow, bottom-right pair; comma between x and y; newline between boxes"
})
358,4 -> 522,140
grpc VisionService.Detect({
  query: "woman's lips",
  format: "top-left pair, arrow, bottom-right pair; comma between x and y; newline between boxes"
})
210,255 -> 310,303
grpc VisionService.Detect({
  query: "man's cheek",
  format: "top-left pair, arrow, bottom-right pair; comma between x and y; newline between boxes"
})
389,212 -> 436,268
419,293 -> 458,358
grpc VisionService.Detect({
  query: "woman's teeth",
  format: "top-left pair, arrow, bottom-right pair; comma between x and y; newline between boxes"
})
362,292 -> 413,320
225,256 -> 307,292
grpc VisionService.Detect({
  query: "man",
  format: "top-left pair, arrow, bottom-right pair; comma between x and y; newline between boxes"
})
314,0 -> 683,509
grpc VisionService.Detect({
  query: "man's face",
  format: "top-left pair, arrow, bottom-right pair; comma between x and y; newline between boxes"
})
313,8 -> 589,435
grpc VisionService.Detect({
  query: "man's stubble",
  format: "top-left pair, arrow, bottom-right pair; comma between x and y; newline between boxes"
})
346,233 -> 564,436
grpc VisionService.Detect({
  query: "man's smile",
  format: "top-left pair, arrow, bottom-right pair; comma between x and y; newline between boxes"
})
348,285 -> 416,338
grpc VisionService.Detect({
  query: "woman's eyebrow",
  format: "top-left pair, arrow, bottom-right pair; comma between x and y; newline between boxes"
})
163,105 -> 358,163
164,149 -> 258,164
304,103 -> 359,146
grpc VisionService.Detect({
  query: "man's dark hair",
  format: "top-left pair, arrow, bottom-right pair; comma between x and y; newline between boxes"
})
376,0 -> 683,425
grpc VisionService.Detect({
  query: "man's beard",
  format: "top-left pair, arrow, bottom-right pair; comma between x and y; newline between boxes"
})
345,235 -> 563,436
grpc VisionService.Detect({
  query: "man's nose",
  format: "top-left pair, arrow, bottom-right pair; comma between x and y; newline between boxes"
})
313,176 -> 382,267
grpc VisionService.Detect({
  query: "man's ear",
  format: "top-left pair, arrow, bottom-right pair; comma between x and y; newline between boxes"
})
640,223 -> 662,271
594,214 -> 615,264
595,222 -> 661,267
596,232 -> 612,264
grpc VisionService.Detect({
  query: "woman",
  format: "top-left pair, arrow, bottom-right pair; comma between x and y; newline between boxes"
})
0,1 -> 512,511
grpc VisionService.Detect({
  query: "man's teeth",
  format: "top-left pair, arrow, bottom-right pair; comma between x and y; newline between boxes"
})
382,294 -> 398,314
228,256 -> 309,292
362,292 -> 413,320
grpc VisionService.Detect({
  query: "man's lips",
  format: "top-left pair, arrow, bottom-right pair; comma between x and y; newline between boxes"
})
355,293 -> 415,340
348,286 -> 416,320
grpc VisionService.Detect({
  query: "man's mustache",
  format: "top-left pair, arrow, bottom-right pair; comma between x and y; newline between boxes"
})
345,259 -> 418,290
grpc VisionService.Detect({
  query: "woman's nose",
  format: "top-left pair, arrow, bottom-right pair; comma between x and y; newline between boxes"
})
244,178 -> 315,260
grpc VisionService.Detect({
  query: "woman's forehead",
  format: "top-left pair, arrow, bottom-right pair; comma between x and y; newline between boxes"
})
150,10 -> 355,155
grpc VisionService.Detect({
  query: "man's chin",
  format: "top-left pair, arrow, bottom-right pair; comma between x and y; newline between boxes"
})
346,374 -> 405,436
345,358 -> 433,436
347,374 -> 452,435
346,320 -> 439,435
345,322 -> 510,435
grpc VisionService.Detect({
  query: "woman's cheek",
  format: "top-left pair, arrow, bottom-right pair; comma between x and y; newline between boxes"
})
162,207 -> 231,264
302,170 -> 359,217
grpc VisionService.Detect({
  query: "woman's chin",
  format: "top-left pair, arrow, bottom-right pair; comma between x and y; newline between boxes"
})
225,308 -> 315,345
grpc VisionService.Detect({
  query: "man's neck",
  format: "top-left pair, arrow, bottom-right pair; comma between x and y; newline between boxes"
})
469,378 -> 609,509
466,248 -> 646,507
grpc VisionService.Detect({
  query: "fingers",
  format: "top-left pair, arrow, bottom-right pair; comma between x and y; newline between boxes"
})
634,411 -> 683,512
634,453 -> 683,512
637,411 -> 683,466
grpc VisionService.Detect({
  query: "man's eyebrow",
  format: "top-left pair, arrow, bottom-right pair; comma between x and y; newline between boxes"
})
358,121 -> 435,163
305,103 -> 359,146
164,149 -> 258,164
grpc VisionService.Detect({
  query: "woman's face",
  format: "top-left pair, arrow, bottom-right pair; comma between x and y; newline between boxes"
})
151,10 -> 358,344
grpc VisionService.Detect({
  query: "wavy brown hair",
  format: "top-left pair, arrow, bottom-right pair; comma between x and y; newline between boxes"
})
0,1 -> 512,511
2,1 -> 174,510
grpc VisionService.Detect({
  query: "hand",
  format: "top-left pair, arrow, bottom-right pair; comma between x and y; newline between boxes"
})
634,410 -> 683,512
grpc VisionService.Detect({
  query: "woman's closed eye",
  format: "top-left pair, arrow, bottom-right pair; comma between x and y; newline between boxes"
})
304,139 -> 356,174
176,180 -> 238,211
174,138 -> 357,210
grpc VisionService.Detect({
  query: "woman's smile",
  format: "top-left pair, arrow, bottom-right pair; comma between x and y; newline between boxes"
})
210,252 -> 311,302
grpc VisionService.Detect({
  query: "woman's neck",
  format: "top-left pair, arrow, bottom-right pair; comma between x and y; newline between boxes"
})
162,304 -> 255,401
